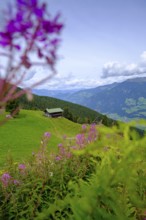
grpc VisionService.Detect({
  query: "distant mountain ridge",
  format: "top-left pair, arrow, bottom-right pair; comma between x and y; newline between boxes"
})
32,89 -> 80,100
33,77 -> 146,121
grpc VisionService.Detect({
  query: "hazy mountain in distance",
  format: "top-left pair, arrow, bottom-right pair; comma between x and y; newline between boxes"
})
63,77 -> 146,120
33,77 -> 146,121
32,88 -> 80,100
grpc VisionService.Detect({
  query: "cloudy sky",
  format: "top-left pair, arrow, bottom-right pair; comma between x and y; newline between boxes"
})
1,0 -> 146,90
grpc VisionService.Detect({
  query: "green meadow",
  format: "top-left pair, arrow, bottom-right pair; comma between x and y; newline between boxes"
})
0,110 -> 81,166
1,110 -> 146,219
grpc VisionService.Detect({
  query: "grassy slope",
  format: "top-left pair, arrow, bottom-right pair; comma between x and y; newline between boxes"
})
0,110 -> 81,166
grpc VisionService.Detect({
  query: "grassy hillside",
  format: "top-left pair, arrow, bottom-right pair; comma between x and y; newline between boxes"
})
0,110 -> 81,166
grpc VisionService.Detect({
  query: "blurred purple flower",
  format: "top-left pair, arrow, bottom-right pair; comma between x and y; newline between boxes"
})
0,0 -> 63,59
71,146 -> 77,150
44,132 -> 51,138
59,146 -> 65,155
58,143 -> 63,148
0,0 -> 63,109
87,123 -> 97,143
82,124 -> 87,130
18,164 -> 26,170
13,179 -> 20,185
1,173 -> 12,187
67,152 -> 72,158
55,156 -> 61,161
76,133 -> 86,147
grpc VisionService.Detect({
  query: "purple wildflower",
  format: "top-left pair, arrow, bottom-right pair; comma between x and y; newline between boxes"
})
18,164 -> 26,170
70,146 -> 77,150
58,143 -> 63,148
0,0 -> 63,109
55,156 -> 61,161
44,132 -> 51,138
82,124 -> 87,131
76,133 -> 86,148
87,123 -> 97,143
0,0 -> 63,57
66,152 -> 72,158
59,146 -> 65,155
13,179 -> 20,185
1,173 -> 12,187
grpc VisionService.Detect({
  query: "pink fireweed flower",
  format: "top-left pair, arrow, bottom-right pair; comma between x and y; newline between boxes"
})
0,0 -> 63,53
55,156 -> 61,161
87,123 -> 97,143
13,179 -> 20,185
1,173 -> 12,187
82,124 -> 87,131
0,0 -> 63,109
18,164 -> 26,173
66,152 -> 72,158
76,133 -> 86,148
59,146 -> 65,155
70,146 -> 77,150
58,143 -> 63,148
44,132 -> 51,138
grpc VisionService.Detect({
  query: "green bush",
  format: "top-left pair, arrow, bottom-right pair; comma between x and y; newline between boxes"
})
5,99 -> 20,117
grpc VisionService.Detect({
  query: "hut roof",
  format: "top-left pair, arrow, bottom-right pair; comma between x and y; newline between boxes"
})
45,108 -> 63,114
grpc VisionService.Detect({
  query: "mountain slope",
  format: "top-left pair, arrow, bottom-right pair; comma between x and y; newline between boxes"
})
19,93 -> 116,126
59,77 -> 146,120
33,77 -> 146,121
70,78 -> 146,118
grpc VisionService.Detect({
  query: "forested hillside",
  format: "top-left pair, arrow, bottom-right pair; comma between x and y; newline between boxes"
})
19,93 -> 116,126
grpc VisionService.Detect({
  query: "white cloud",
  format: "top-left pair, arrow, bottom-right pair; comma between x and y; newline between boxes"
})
21,51 -> 146,90
36,73 -> 104,90
21,66 -> 54,87
102,51 -> 146,78
141,51 -> 146,61
22,65 -> 105,90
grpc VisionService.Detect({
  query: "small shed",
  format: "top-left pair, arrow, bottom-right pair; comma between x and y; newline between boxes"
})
44,108 -> 64,118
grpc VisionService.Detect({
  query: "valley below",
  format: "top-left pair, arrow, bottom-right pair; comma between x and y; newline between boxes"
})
33,77 -> 146,122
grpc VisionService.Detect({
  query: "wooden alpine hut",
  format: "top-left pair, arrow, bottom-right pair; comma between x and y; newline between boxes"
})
44,108 -> 64,118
